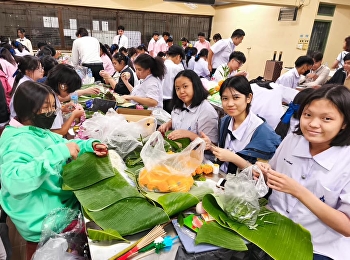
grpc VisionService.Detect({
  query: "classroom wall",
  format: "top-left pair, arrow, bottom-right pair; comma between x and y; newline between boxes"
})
211,2 -> 320,79
15,0 -> 215,16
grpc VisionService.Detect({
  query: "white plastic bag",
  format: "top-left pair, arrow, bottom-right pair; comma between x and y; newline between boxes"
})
138,131 -> 205,192
151,108 -> 171,125
222,165 -> 268,227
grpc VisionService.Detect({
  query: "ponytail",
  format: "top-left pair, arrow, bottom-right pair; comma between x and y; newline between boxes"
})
134,54 -> 165,80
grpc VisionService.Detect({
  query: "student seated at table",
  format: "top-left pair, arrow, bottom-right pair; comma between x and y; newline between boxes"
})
194,48 -> 210,80
212,51 -> 247,82
202,76 -> 281,174
276,56 -> 314,89
274,88 -> 314,140
158,70 -> 218,145
256,85 -> 350,260
100,52 -> 137,95
299,52 -> 330,88
0,81 -> 108,260
45,64 -> 87,135
327,52 -> 350,89
122,54 -> 165,108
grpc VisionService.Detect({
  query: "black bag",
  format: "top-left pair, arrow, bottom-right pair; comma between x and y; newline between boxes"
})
89,98 -> 116,114
0,81 -> 9,124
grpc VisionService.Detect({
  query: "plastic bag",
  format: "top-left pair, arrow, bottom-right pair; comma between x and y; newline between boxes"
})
80,109 -> 156,158
222,165 -> 268,227
151,108 -> 171,125
32,208 -> 86,260
138,131 -> 205,192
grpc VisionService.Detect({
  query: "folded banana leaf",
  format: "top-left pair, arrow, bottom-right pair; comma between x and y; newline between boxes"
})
196,221 -> 248,251
73,169 -> 141,211
62,153 -> 115,191
201,194 -> 313,260
143,185 -> 213,216
85,197 -> 170,236
87,228 -> 128,242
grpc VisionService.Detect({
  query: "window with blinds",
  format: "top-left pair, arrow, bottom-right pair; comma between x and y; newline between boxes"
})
0,2 -> 212,50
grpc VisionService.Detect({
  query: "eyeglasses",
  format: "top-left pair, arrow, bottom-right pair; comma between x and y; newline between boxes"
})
234,59 -> 243,67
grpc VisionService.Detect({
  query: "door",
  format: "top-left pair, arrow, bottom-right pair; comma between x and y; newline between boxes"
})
307,20 -> 331,55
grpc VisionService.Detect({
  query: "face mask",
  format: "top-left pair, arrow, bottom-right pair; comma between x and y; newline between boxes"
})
32,113 -> 56,129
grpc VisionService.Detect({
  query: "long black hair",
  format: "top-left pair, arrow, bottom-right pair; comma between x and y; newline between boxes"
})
134,54 -> 165,80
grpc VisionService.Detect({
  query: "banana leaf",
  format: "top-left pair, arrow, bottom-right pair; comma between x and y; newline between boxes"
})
196,221 -> 248,251
86,197 -> 170,236
73,169 -> 141,211
62,153 -> 115,190
142,185 -> 213,216
87,228 -> 128,242
164,131 -> 191,152
201,194 -> 313,260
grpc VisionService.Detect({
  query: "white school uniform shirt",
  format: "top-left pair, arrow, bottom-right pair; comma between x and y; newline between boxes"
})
16,37 -> 33,55
212,63 -> 237,82
14,49 -> 31,57
72,36 -> 102,66
300,64 -> 330,87
112,34 -> 128,48
51,95 -> 63,130
171,100 -> 218,144
187,57 -> 196,71
250,83 -> 298,129
336,51 -> 349,69
162,59 -> 183,100
220,112 -> 264,173
131,74 -> 163,108
194,58 -> 210,79
276,68 -> 300,89
9,75 -> 32,119
210,38 -> 235,69
268,134 -> 350,260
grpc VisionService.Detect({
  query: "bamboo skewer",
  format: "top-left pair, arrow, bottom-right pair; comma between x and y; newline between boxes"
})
115,225 -> 166,260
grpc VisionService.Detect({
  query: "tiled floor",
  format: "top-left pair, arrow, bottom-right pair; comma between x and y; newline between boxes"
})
7,218 -> 26,260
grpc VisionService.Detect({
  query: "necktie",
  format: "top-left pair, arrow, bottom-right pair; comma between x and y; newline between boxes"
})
118,36 -> 121,45
226,129 -> 238,174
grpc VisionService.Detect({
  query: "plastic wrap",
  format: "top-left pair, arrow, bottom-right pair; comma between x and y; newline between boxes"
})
222,165 -> 268,227
138,131 -> 205,192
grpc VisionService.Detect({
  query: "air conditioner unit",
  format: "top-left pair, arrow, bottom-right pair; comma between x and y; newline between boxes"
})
278,7 -> 298,21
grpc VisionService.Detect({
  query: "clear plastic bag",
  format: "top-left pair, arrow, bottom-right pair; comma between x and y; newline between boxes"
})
32,208 -> 86,260
80,109 -> 157,158
222,165 -> 268,227
151,108 -> 171,125
138,131 -> 205,192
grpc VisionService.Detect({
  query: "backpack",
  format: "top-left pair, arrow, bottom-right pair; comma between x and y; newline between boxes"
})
0,71 -> 10,124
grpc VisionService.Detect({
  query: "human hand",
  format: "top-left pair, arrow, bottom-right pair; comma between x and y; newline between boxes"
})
66,142 -> 80,160
236,71 -> 247,77
210,145 -> 234,162
167,129 -> 190,140
62,102 -> 75,113
158,122 -> 171,134
120,72 -> 131,83
266,169 -> 302,197
83,87 -> 100,96
208,64 -> 212,72
200,132 -> 212,150
99,70 -> 109,78
72,107 -> 84,118
92,142 -> 108,157
254,161 -> 271,181
122,95 -> 132,101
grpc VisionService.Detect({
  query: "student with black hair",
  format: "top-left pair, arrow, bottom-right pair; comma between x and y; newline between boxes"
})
72,28 -> 103,82
194,32 -> 210,52
256,85 -> 350,260
16,27 -> 33,55
327,52 -> 350,89
119,47 -> 128,57
110,44 -> 119,56
99,42 -> 114,76
276,55 -> 314,89
122,53 -> 165,108
11,41 -> 30,57
0,47 -> 17,86
202,76 -> 281,174
194,48 -> 210,79
148,32 -> 160,57
213,33 -> 222,43
186,47 -> 198,70
274,88 -> 314,140
180,37 -> 191,50
213,51 -> 247,82
100,52 -> 136,95
113,25 -> 128,48
0,81 -> 107,259
128,47 -> 138,64
208,29 -> 245,75
162,45 -> 185,113
158,32 -> 170,53
158,70 -> 218,145
37,55 -> 58,83
136,44 -> 148,56
166,37 -> 174,49
300,52 -> 330,87
331,36 -> 350,70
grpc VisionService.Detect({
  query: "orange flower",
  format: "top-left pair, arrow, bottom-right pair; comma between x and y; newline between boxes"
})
218,79 -> 225,87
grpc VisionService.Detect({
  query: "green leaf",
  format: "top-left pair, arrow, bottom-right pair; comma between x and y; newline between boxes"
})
202,194 -> 313,260
196,221 -> 247,251
87,228 -> 128,242
62,153 -> 115,190
73,169 -> 141,211
164,131 -> 191,152
86,197 -> 170,236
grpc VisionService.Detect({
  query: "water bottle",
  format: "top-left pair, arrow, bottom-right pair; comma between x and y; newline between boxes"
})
71,91 -> 78,105
87,68 -> 93,78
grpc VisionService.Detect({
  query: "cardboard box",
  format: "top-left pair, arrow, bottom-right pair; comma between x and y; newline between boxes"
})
116,108 -> 153,122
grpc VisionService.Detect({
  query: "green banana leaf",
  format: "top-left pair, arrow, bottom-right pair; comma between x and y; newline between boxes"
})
164,131 -> 191,152
87,228 -> 128,242
201,194 -> 313,260
62,153 -> 115,190
73,169 -> 141,211
142,185 -> 213,216
86,197 -> 170,236
196,221 -> 248,251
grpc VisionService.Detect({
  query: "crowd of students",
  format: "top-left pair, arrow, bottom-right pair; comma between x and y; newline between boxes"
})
0,26 -> 349,260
